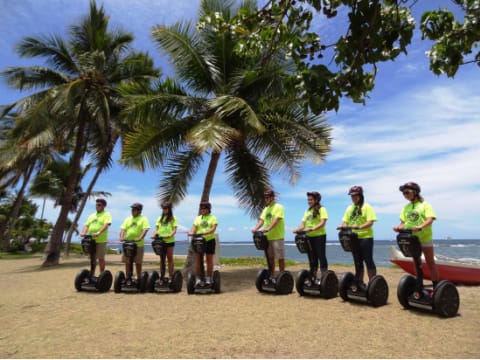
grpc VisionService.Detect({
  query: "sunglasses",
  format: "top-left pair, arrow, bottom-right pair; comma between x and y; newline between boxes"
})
402,190 -> 413,195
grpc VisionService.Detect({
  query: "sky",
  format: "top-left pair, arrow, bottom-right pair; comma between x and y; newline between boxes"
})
1,0 -> 479,243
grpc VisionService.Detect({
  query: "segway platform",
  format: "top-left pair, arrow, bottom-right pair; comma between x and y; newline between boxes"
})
294,232 -> 338,298
147,237 -> 183,293
253,231 -> 294,295
396,230 -> 459,317
114,241 -> 148,293
337,228 -> 389,307
186,235 -> 221,295
74,235 -> 112,292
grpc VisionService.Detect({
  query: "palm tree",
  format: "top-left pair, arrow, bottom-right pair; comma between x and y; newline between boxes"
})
121,0 -> 332,218
0,0 -> 158,265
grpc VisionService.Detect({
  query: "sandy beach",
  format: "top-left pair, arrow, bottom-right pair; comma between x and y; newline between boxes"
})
0,254 -> 479,358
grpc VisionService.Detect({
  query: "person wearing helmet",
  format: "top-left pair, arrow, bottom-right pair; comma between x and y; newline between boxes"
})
151,201 -> 178,282
393,182 -> 439,286
80,198 -> 112,275
337,186 -> 378,284
119,203 -> 150,284
251,189 -> 286,281
188,201 -> 218,286
293,192 -> 329,282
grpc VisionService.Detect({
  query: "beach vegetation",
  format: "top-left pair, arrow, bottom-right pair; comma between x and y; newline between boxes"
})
0,1 -> 159,266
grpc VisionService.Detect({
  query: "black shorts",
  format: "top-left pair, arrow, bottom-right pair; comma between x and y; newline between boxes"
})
164,242 -> 175,248
205,239 -> 216,254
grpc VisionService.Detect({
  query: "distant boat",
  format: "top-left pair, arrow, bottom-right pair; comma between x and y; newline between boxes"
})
390,246 -> 480,285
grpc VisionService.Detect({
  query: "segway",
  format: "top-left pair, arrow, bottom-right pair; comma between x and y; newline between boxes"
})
396,229 -> 459,317
74,235 -> 112,292
294,231 -> 338,298
147,236 -> 183,293
114,241 -> 148,293
337,227 -> 389,307
186,235 -> 221,294
253,231 -> 294,295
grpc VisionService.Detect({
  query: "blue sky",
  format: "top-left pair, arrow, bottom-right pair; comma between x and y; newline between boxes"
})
1,0 -> 479,242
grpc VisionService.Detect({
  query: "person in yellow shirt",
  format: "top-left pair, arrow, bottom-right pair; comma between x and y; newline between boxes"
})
80,198 -> 111,275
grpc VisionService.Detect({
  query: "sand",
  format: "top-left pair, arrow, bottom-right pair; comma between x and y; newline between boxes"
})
0,254 -> 479,358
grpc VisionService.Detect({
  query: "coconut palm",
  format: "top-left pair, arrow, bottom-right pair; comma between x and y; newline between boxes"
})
0,0 -> 158,265
121,0 -> 332,219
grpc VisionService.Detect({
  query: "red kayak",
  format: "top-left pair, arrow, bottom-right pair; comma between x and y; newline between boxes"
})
390,246 -> 480,285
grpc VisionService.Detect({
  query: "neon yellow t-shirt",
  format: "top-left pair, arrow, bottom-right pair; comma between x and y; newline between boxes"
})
400,201 -> 436,243
120,215 -> 150,246
302,207 -> 328,237
260,203 -> 285,241
193,214 -> 218,241
85,211 -> 112,243
154,215 -> 178,243
342,203 -> 376,239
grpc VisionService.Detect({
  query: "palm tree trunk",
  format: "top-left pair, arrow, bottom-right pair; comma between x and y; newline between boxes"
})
184,150 -> 221,273
43,120 -> 86,266
0,163 -> 35,250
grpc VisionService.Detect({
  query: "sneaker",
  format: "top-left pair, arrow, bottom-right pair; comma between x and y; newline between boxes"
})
195,279 -> 202,287
269,277 -> 276,284
205,279 -> 211,285
314,278 -> 322,286
304,279 -> 312,287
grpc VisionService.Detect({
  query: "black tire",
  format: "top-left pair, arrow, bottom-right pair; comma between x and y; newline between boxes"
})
339,272 -> 354,301
433,281 -> 460,318
74,269 -> 90,291
187,272 -> 195,295
147,271 -> 159,293
255,269 -> 269,293
139,271 -> 149,293
96,270 -> 113,292
295,270 -> 310,296
213,270 -> 221,294
397,275 -> 416,309
275,271 -> 294,295
367,275 -> 389,307
171,270 -> 183,293
114,271 -> 125,293
320,270 -> 339,299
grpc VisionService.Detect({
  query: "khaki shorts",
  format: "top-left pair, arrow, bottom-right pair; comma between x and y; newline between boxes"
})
95,242 -> 107,258
421,240 -> 433,248
267,239 -> 285,259
122,246 -> 144,264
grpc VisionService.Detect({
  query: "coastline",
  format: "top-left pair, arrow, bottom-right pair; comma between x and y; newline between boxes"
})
0,255 -> 479,358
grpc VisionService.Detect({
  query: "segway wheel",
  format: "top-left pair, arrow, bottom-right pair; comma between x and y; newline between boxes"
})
147,271 -> 159,292
74,269 -> 90,291
171,270 -> 183,293
187,272 -> 195,295
295,270 -> 310,296
339,272 -> 354,301
397,275 -> 416,309
139,271 -> 149,293
275,271 -> 294,295
320,270 -> 339,299
96,270 -> 113,292
433,281 -> 460,318
256,269 -> 269,293
213,270 -> 221,294
114,271 -> 125,293
367,275 -> 389,307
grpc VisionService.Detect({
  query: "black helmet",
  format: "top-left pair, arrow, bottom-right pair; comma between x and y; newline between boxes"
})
348,186 -> 363,196
399,182 -> 421,193
199,201 -> 211,210
96,198 -> 107,206
263,189 -> 275,198
161,201 -> 172,209
130,202 -> 143,211
306,191 -> 321,202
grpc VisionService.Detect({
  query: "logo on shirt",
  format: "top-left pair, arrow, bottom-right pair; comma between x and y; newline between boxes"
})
406,211 -> 420,223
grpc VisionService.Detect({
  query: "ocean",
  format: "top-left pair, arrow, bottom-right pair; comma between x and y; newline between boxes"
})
108,239 -> 480,267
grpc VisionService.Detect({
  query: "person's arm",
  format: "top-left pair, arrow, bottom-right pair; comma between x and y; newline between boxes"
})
151,226 -> 159,239
119,229 -> 126,242
188,225 -> 198,236
293,221 -> 306,233
393,221 -> 405,232
265,217 -> 281,233
251,219 -> 264,233
309,219 -> 326,232
203,224 -> 217,236
136,228 -> 149,242
413,217 -> 434,232
93,223 -> 110,238
354,220 -> 374,230
80,225 -> 89,237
